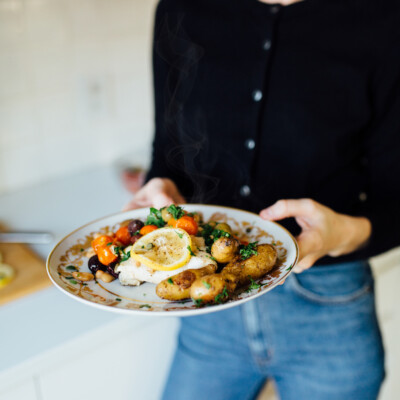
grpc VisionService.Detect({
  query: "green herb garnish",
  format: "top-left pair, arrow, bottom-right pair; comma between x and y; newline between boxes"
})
145,207 -> 166,228
139,304 -> 151,309
116,298 -> 122,301
175,231 -> 183,239
215,286 -> 228,303
167,204 -> 185,220
193,298 -> 203,307
106,242 -> 112,246
286,264 -> 293,272
202,281 -> 211,289
239,242 -> 258,260
66,265 -> 77,271
120,249 -> 131,262
167,278 -> 174,285
80,248 -> 84,252
187,245 -> 195,256
70,280 -> 78,285
246,277 -> 261,292
200,223 -> 231,249
207,255 -> 217,262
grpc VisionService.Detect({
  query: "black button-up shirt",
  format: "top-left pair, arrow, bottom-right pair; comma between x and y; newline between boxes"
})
146,0 -> 400,264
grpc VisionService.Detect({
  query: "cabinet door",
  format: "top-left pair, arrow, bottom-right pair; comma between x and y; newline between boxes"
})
39,319 -> 179,400
0,378 -> 37,400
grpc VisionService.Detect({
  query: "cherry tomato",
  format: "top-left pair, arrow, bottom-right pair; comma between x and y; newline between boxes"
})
139,225 -> 158,235
97,245 -> 118,265
91,235 -> 114,253
174,216 -> 198,235
115,226 -> 131,246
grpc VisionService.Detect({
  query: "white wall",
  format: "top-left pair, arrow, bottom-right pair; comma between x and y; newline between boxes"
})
0,0 -> 158,194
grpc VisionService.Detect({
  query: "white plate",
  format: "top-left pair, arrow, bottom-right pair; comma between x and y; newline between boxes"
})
47,205 -> 299,317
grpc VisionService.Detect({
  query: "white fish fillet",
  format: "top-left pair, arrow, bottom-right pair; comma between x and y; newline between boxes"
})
116,236 -> 215,286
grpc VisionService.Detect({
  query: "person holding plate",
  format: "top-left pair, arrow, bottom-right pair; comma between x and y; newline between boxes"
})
125,0 -> 400,399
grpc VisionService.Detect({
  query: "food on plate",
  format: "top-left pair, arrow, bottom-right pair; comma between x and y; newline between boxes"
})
190,244 -> 277,304
211,236 -> 240,263
84,205 -> 279,307
156,264 -> 217,301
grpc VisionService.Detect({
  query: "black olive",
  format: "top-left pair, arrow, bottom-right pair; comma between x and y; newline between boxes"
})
107,262 -> 119,279
88,255 -> 107,274
130,234 -> 142,245
128,219 -> 144,236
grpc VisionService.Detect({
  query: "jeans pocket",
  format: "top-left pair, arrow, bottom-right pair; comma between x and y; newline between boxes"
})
289,261 -> 373,305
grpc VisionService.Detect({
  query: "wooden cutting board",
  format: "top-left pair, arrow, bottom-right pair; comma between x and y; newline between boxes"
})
0,231 -> 51,306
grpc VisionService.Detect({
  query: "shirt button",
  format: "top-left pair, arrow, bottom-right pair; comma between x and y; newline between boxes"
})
359,192 -> 368,202
270,5 -> 280,14
252,90 -> 263,102
263,39 -> 272,51
240,185 -> 251,197
245,139 -> 256,150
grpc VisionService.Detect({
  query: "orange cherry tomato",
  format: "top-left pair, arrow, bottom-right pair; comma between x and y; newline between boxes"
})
167,218 -> 178,228
115,226 -> 131,246
97,245 -> 118,265
139,225 -> 158,235
91,235 -> 114,253
174,216 -> 198,235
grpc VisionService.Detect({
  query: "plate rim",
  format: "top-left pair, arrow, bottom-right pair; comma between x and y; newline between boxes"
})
46,204 -> 299,317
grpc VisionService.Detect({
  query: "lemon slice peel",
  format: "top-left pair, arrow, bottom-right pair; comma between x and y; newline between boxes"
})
0,263 -> 16,289
130,227 -> 192,271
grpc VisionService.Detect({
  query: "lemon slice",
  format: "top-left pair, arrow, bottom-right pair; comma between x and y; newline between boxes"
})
131,227 -> 192,271
0,263 -> 16,289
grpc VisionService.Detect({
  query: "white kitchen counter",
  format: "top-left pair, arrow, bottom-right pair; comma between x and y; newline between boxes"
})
0,166 -> 179,400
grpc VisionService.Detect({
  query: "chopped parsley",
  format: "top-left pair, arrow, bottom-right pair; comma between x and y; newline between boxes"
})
202,281 -> 211,289
200,223 -> 232,248
167,204 -> 185,220
69,279 -> 78,285
214,286 -> 229,304
207,255 -> 217,262
286,264 -> 293,272
106,242 -> 113,246
139,304 -> 151,309
116,298 -> 122,301
66,265 -> 77,271
145,207 -> 166,228
239,242 -> 258,260
193,298 -> 203,307
187,245 -> 195,256
246,277 -> 261,292
65,276 -> 74,280
120,248 -> 131,262
175,231 -> 183,239
80,248 -> 84,252
167,278 -> 174,285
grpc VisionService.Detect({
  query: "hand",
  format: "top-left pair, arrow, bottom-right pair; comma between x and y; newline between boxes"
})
123,178 -> 186,211
260,199 -> 371,273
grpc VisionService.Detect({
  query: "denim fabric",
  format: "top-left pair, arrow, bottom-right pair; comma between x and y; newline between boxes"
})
161,261 -> 385,400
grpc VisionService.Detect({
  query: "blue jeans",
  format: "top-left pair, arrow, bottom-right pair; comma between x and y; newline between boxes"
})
162,261 -> 385,400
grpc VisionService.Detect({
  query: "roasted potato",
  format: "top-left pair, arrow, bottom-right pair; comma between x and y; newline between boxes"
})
214,223 -> 233,235
190,273 -> 238,304
211,237 -> 239,263
224,244 -> 277,286
156,264 -> 216,301
191,244 -> 277,304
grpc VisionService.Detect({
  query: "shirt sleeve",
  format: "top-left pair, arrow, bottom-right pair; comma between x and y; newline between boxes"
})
360,44 -> 400,257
